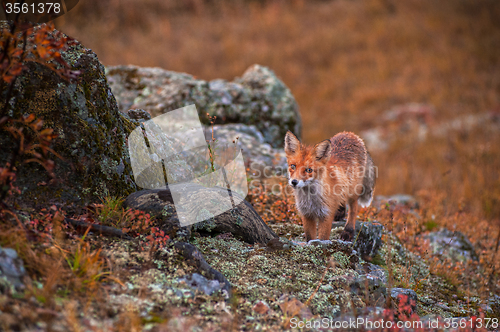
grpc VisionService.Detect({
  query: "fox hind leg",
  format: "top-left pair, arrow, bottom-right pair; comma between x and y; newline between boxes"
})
334,204 -> 346,221
340,198 -> 358,241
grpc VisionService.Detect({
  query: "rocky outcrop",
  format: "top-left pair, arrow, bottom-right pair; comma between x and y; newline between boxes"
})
0,25 -> 137,207
2,26 -> 300,209
106,64 -> 301,148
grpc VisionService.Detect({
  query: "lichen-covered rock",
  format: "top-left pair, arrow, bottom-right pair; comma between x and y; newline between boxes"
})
348,274 -> 387,307
127,108 -> 151,120
332,221 -> 383,261
372,194 -> 418,209
424,228 -> 479,263
106,64 -> 301,148
353,221 -> 384,262
178,273 -> 224,296
0,26 -> 137,207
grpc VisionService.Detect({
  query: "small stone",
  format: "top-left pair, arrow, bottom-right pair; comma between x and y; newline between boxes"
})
178,273 -> 223,296
127,108 -> 152,120
0,246 -> 26,292
349,274 -> 387,307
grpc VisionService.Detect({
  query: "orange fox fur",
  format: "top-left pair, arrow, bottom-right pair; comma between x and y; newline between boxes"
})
284,131 -> 376,242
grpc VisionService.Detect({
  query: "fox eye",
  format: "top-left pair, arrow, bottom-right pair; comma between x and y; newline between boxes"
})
290,164 -> 296,170
306,168 -> 313,173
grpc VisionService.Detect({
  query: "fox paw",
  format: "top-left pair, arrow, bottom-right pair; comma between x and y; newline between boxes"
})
340,228 -> 354,242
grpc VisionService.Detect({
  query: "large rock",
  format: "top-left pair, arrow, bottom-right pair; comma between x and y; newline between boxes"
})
0,25 -> 138,207
106,64 -> 301,148
424,228 -> 479,263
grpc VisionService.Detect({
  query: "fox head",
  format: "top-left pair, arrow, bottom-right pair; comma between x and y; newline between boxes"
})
284,131 -> 331,188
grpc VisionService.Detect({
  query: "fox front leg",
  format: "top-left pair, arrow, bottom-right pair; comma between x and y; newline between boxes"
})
318,212 -> 336,241
302,216 -> 317,242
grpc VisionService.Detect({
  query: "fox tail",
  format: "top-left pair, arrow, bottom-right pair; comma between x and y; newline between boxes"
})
358,152 -> 376,208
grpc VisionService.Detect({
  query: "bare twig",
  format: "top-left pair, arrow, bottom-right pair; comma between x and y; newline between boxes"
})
64,217 -> 132,240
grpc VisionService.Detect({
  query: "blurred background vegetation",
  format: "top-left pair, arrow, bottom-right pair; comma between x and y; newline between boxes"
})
54,0 -> 500,237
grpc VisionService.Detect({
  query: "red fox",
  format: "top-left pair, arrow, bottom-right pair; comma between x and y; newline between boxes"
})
284,131 -> 376,242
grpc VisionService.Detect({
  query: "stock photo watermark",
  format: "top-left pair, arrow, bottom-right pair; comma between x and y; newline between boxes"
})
1,0 -> 79,27
128,104 -> 248,227
290,316 -> 498,330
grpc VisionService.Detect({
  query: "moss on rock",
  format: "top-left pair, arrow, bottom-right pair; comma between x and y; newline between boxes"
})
0,26 -> 138,207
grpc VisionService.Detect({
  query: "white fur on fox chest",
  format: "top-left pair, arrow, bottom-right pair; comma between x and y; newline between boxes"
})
294,182 -> 330,220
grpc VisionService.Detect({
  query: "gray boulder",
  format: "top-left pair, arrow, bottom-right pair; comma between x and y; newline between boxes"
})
178,273 -> 224,296
424,228 -> 478,263
0,25 -> 137,207
106,64 -> 301,148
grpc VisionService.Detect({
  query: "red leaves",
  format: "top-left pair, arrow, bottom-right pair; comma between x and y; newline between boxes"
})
121,210 -> 170,250
1,22 -> 77,85
145,227 -> 170,249
3,114 -> 60,178
0,165 -> 20,197
248,179 -> 301,225
0,112 -> 60,206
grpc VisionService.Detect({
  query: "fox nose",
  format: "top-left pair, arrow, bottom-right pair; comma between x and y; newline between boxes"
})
291,179 -> 298,187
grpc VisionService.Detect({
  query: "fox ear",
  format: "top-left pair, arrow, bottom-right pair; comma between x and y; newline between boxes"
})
314,140 -> 331,161
284,131 -> 300,155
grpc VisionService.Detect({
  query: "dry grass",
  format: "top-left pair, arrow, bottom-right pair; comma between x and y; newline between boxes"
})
53,0 -> 499,297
